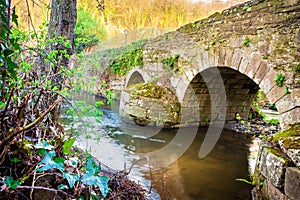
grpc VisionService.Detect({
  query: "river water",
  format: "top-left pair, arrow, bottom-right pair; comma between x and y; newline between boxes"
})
61,94 -> 258,200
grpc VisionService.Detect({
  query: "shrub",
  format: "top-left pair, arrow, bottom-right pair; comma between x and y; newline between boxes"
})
75,7 -> 107,53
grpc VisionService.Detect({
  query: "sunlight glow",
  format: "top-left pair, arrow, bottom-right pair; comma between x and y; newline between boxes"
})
190,0 -> 228,2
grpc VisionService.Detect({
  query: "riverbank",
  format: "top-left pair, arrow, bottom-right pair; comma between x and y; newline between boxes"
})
0,141 -> 147,200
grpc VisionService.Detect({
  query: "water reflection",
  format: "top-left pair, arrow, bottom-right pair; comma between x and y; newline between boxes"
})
61,94 -> 255,200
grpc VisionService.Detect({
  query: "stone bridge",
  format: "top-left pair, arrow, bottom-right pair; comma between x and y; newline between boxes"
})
117,0 -> 300,129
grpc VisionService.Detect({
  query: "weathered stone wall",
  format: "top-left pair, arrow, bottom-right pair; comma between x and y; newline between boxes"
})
255,134 -> 300,200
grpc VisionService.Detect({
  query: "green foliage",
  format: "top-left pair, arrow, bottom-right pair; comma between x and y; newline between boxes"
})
243,37 -> 251,47
272,124 -> 300,143
0,1 -> 21,83
266,118 -> 279,125
284,86 -> 290,95
242,5 -> 250,11
65,100 -> 104,126
33,141 -> 110,197
235,113 -> 241,121
110,40 -> 146,76
204,117 -> 210,124
95,101 -> 104,109
75,6 -> 107,53
162,54 -> 180,72
0,3 -> 112,199
63,172 -> 80,188
268,104 -> 277,111
36,150 -> 65,172
274,74 -> 285,87
4,177 -> 20,189
236,178 -> 254,186
80,157 -> 109,197
11,157 -> 21,163
62,137 -> 76,155
295,64 -> 300,74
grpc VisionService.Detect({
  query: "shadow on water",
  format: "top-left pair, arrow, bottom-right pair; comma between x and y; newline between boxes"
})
61,94 -> 254,200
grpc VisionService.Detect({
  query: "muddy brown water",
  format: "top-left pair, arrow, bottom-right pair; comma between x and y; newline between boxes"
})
62,95 -> 256,200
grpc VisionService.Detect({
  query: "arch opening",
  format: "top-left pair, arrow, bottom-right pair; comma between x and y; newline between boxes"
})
181,67 -> 278,127
126,71 -> 145,88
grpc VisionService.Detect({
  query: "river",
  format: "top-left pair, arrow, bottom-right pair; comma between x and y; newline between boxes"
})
61,93 -> 258,200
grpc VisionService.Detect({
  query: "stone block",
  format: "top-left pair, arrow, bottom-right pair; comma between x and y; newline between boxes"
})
185,69 -> 194,82
245,53 -> 262,79
262,180 -> 289,200
291,88 -> 300,106
128,106 -> 147,118
259,147 -> 291,188
253,61 -> 268,85
213,47 -> 220,67
275,94 -> 297,114
296,28 -> 300,44
224,49 -> 234,67
231,49 -> 243,70
279,108 -> 300,129
200,48 -> 210,68
239,55 -> 250,74
266,85 -> 286,105
279,136 -> 300,167
259,69 -> 277,94
218,47 -> 226,66
284,167 -> 300,200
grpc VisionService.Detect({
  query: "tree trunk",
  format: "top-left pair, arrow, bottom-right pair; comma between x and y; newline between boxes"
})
43,0 -> 77,76
42,0 -> 77,122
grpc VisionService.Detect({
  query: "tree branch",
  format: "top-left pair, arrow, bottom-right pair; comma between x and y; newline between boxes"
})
0,97 -> 62,151
17,185 -> 73,198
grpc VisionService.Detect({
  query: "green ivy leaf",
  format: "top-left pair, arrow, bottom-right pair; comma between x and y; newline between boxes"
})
62,137 -> 76,155
38,149 -> 47,156
91,190 -> 100,200
86,157 -> 101,175
11,6 -> 18,27
95,101 -> 104,108
96,176 -> 109,198
4,176 -> 20,189
7,59 -> 18,80
57,184 -> 69,190
63,173 -> 79,188
0,101 -> 6,109
36,150 -> 64,172
80,174 -> 109,198
54,157 -> 65,163
11,157 -> 21,163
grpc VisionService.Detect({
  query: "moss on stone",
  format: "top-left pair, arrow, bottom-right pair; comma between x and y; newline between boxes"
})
266,147 -> 288,162
272,124 -> 300,143
279,137 -> 300,150
108,39 -> 147,76
126,83 -> 175,100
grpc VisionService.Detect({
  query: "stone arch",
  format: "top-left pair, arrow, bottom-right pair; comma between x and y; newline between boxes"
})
125,68 -> 149,88
175,48 -> 294,127
180,67 -> 260,124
